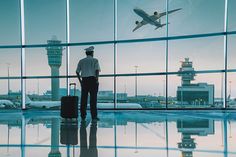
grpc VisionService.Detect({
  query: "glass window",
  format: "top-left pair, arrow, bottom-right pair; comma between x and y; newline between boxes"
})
117,41 -> 166,74
227,35 -> 236,70
70,45 -> 114,75
228,0 -> 236,31
118,0 -> 166,40
70,0 -> 114,43
169,0 -> 225,36
0,0 -> 20,45
227,72 -> 236,109
0,49 -> 21,77
227,35 -> 236,108
70,77 -> 114,108
117,76 -> 165,109
0,79 -> 21,109
25,0 -> 66,44
169,36 -> 224,72
26,78 -> 66,108
168,73 -> 224,108
25,46 -> 66,76
97,77 -> 114,107
1,0 -> 235,111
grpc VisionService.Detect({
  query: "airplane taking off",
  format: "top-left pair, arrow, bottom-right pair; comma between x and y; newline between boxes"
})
133,7 -> 182,32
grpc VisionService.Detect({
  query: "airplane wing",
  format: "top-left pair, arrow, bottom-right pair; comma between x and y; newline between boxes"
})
133,20 -> 148,32
149,14 -> 159,21
159,8 -> 182,18
155,23 -> 169,30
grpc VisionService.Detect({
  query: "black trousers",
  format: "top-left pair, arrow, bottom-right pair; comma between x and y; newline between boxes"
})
80,77 -> 99,119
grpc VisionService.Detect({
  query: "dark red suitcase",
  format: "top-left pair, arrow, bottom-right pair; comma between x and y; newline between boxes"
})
60,83 -> 78,118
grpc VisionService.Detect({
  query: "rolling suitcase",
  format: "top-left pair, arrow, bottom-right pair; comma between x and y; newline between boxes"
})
61,83 -> 79,118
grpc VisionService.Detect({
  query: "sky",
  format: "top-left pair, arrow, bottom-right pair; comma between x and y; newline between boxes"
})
0,0 -> 236,98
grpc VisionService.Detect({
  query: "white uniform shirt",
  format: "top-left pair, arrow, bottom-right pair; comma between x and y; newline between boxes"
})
76,56 -> 101,77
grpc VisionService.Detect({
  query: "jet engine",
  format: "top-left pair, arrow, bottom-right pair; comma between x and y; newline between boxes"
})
154,11 -> 158,15
135,21 -> 139,25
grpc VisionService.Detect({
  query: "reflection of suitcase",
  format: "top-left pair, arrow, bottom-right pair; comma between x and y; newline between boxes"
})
60,121 -> 78,145
61,83 -> 78,118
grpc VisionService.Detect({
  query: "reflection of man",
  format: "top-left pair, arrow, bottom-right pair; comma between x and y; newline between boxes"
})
76,46 -> 101,121
80,121 -> 98,157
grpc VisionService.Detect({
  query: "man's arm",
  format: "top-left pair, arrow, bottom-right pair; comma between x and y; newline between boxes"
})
95,70 -> 99,84
76,72 -> 82,85
95,59 -> 101,84
76,62 -> 82,85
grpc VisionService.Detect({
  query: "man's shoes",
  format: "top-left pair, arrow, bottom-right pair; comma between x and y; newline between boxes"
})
92,117 -> 100,121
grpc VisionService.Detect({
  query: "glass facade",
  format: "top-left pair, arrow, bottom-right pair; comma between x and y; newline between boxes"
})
0,0 -> 236,110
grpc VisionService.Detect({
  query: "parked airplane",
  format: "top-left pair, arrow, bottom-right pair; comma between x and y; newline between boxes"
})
226,95 -> 236,108
0,100 -> 15,108
133,7 -> 182,32
26,96 -> 142,109
26,96 -> 60,109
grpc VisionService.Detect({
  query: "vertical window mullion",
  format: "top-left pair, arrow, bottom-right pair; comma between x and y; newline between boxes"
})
224,0 -> 229,108
114,0 -> 117,109
20,0 -> 26,109
165,0 -> 169,109
66,0 -> 70,95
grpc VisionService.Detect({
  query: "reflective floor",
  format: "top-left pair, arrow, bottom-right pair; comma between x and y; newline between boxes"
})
0,110 -> 236,157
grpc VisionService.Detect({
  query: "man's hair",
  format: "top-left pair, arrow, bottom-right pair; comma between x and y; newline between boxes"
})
86,51 -> 93,56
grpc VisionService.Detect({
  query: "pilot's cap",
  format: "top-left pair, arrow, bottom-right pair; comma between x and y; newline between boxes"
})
84,46 -> 94,52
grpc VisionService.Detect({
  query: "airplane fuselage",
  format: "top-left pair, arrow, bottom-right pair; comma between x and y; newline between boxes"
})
133,8 -> 160,26
133,7 -> 182,31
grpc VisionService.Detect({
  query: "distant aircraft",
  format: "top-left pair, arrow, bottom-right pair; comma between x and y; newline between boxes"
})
96,103 -> 142,109
26,96 -> 60,109
0,100 -> 15,108
26,96 -> 142,109
133,7 -> 182,32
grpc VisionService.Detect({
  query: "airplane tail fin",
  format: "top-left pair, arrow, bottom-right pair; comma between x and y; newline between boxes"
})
25,95 -> 32,105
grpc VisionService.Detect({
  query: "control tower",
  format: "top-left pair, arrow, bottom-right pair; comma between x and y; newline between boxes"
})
46,36 -> 63,101
178,58 -> 195,86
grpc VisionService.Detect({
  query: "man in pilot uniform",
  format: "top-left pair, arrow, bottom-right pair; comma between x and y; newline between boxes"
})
76,46 -> 100,121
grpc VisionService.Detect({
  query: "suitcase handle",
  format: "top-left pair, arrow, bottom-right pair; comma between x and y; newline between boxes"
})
69,83 -> 76,96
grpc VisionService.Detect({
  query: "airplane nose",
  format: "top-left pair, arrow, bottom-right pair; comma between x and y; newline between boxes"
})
133,7 -> 139,12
